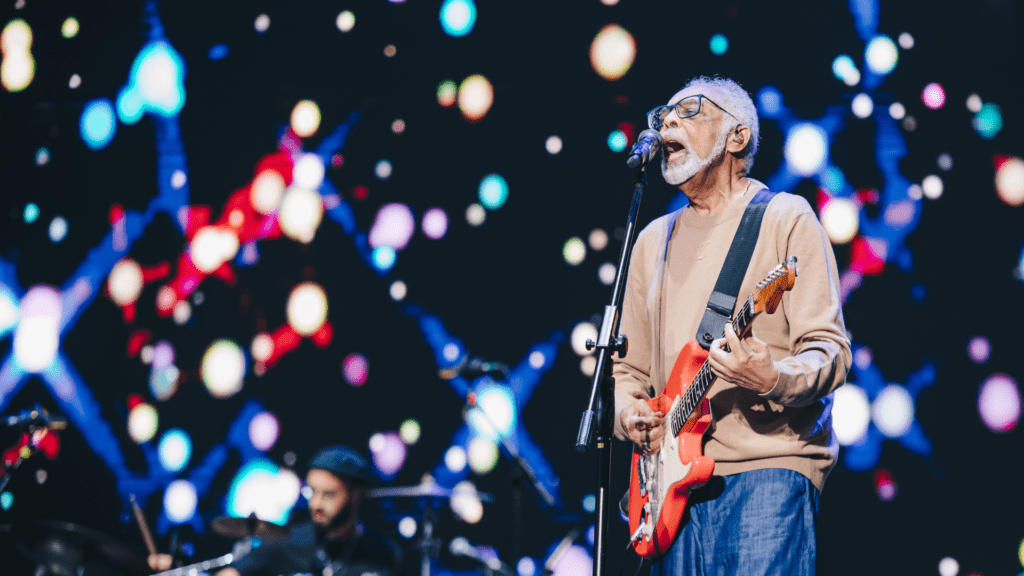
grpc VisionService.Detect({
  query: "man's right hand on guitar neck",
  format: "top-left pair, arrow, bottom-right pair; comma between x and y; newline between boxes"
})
619,400 -> 665,454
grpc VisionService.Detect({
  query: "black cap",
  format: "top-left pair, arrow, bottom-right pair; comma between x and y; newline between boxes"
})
308,445 -> 371,485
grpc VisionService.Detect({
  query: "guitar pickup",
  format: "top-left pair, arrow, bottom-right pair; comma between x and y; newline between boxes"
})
637,456 -> 648,498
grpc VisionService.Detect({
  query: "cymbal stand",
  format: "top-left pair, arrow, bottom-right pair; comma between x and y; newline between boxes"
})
416,506 -> 441,576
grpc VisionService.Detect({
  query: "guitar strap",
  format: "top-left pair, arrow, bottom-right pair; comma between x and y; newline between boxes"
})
693,187 -> 777,349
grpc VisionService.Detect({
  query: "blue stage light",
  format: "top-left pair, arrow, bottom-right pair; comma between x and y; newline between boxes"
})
440,0 -> 476,37
81,99 -> 117,150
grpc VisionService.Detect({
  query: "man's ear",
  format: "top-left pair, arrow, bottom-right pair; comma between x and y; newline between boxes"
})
728,126 -> 750,154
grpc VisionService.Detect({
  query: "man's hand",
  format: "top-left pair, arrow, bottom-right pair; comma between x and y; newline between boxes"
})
148,554 -> 173,572
619,399 -> 665,454
707,324 -> 780,394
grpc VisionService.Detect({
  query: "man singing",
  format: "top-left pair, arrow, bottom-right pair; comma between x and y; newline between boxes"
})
613,76 -> 851,575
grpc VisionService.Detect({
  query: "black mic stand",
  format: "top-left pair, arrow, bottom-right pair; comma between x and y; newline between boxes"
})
576,164 -> 647,576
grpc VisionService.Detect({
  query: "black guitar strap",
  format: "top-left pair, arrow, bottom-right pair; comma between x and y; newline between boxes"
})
694,188 -> 777,349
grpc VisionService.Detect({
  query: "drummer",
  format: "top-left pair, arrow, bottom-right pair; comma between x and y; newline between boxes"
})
149,445 -> 403,576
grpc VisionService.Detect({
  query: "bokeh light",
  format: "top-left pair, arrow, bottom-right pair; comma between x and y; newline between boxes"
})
290,100 -> 321,138
851,93 -> 873,119
437,80 -> 457,107
372,246 -> 397,272
400,419 -> 421,445
874,469 -> 896,501
978,374 -> 1021,433
226,459 -> 301,524
128,403 -> 159,444
81,99 -> 117,150
598,263 -> 615,285
422,208 -> 448,239
571,322 -> 597,356
967,336 -> 990,363
709,34 -> 728,55
872,385 -> 914,438
458,75 -> 493,122
390,280 -> 407,301
445,445 -> 468,473
888,102 -> 905,120
966,93 -> 982,113
201,339 -> 246,399
864,35 -> 898,75
549,544 -> 592,576
254,14 -> 270,33
164,480 -> 198,524
921,175 -> 943,199
13,285 -> 61,373
190,226 -> 239,274
369,203 -> 416,250
279,187 -> 324,243
293,154 -> 325,189
251,169 -> 286,214
1,19 -> 35,92
518,557 -> 537,576
937,153 -> 952,171
69,73 -> 81,89
784,123 -> 828,176
820,198 -> 859,244
343,353 -> 369,386
49,217 -> 68,243
287,282 -> 328,336
468,436 -> 499,474
61,17 -> 79,39
588,229 -> 608,251
478,174 -> 509,209
23,202 -> 38,224
398,516 -> 417,539
995,156 -> 1024,206
336,11 -> 355,33
589,25 -> 636,81
563,237 -> 586,266
973,103 -> 1003,139
898,32 -> 914,49
450,480 -> 484,523
440,0 -> 477,37
375,160 -> 393,180
158,428 -> 192,473
832,384 -> 870,445
466,204 -> 486,226
369,431 -> 407,478
1,492 -> 12,510
249,412 -> 280,451
545,136 -> 563,154
831,55 -> 860,87
607,130 -> 627,152
150,366 -> 180,401
921,83 -> 946,109
107,258 -> 144,307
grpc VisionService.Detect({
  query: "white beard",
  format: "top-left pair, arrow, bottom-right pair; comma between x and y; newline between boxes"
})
660,126 -> 730,186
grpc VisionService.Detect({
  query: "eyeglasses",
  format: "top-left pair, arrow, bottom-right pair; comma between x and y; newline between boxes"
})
646,94 -> 741,130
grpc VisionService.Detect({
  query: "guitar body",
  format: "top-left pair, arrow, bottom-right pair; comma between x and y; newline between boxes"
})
628,340 -> 717,558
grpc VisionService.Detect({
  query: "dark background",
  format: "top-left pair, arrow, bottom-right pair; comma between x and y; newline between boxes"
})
1,0 -> 1023,575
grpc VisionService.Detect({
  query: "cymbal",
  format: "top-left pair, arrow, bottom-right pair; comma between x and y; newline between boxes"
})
369,481 -> 494,502
211,514 -> 290,541
23,519 -> 150,575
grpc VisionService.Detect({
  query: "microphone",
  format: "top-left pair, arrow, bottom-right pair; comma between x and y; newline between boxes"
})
626,129 -> 663,168
4,404 -> 68,430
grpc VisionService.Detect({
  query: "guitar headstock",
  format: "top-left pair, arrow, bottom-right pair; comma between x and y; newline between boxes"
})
752,256 -> 798,315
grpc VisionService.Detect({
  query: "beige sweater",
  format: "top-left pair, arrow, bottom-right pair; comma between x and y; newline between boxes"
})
612,180 -> 851,491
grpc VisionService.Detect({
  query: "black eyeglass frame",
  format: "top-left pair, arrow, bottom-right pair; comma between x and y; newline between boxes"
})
646,94 -> 742,130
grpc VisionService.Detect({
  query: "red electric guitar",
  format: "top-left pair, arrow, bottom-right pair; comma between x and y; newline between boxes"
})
627,256 -> 798,558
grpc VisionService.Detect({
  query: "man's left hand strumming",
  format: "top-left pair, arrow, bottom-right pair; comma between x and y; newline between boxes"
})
707,324 -> 780,394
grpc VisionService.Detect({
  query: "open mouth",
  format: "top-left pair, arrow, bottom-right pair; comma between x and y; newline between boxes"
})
663,138 -> 686,162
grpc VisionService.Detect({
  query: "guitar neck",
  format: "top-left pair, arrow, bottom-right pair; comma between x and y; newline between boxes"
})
667,296 -> 757,436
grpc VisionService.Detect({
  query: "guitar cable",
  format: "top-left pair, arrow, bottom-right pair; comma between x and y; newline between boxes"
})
620,539 -> 647,576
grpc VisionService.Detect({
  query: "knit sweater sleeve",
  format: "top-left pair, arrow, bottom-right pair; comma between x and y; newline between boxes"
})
611,221 -> 659,441
760,202 -> 852,407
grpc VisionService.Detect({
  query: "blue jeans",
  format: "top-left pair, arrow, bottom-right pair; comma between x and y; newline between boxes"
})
650,468 -> 819,576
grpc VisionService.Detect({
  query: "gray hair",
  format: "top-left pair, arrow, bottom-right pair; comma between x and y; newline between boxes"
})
679,76 -> 760,174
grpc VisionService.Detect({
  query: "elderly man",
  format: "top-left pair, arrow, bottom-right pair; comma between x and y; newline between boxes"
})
613,76 -> 850,574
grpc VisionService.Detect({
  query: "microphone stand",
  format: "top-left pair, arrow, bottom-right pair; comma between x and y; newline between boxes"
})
575,164 -> 647,576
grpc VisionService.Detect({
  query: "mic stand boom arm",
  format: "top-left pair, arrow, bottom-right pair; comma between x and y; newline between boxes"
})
575,165 -> 647,576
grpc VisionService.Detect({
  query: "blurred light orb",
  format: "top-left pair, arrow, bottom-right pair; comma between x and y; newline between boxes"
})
529,351 -> 546,369
995,157 -> 1024,206
383,44 -> 397,58
369,431 -> 407,478
921,175 -> 943,199
978,374 -> 1021,433
69,73 -> 81,88
172,301 -> 191,325
864,35 -> 898,75
399,419 -> 421,445
580,356 -> 597,377
372,246 -> 397,272
921,83 -> 946,109
49,217 -> 68,243
967,336 -> 990,364
390,280 -> 407,301
190,226 -> 239,273
871,385 -> 914,438
398,517 -> 417,539
1,492 -> 12,510
150,366 -> 180,401
607,129 -> 627,152
571,322 -> 597,356
370,203 -> 416,251
343,353 -> 369,386
158,428 -> 192,473
468,436 -> 499,474
375,160 -> 393,180
450,481 -> 484,523
563,237 -> 586,266
1,19 -> 35,92
445,445 -> 468,473
336,11 -> 355,33
897,32 -> 914,49
13,285 -> 61,373
23,202 -> 38,224
440,0 -> 476,37
588,229 -> 608,251
279,187 -> 324,243
108,258 -> 144,307
831,55 -> 860,86
171,170 -> 187,189
518,557 -> 537,576
966,93 -> 982,113
907,183 -> 923,200
937,153 -> 953,171
973,103 -> 1003,140
254,14 -> 270,33
227,460 -> 301,524
81,99 -> 117,150
61,17 -> 79,39
851,93 -> 873,119
249,412 -> 280,451
128,403 -> 159,444
35,147 -> 49,166
589,25 -> 636,81
937,557 -> 958,576
470,385 -> 516,440
391,119 -> 406,134
598,263 -> 616,285
820,198 -> 859,244
443,343 -> 461,363
458,75 -> 493,122
757,86 -> 783,117
422,208 -> 448,239
287,282 -> 328,336
546,136 -> 563,154
164,480 -> 198,524
291,100 -> 321,138
201,339 -> 246,399
466,204 -> 486,226
550,544 -> 592,576
582,494 -> 597,513
478,174 -> 509,209
784,123 -> 828,176
152,340 -> 175,371
708,33 -> 728,56
251,170 -> 286,214
874,470 -> 896,501
832,385 -> 870,445
888,102 -> 905,120
293,154 -> 325,190
437,80 -> 457,107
